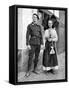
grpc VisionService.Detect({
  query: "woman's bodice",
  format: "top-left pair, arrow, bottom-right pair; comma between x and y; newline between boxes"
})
44,28 -> 58,42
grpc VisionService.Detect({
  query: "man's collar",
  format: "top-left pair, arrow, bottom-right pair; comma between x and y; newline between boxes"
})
31,22 -> 39,26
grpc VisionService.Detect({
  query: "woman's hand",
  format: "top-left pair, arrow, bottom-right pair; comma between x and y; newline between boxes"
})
48,38 -> 52,42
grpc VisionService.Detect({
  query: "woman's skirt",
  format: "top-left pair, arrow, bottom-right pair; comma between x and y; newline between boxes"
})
42,41 -> 58,71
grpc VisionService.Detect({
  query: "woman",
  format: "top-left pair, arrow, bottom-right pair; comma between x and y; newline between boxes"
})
42,19 -> 58,74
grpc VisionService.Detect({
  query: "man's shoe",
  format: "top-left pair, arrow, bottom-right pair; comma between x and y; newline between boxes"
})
25,72 -> 30,77
32,70 -> 40,74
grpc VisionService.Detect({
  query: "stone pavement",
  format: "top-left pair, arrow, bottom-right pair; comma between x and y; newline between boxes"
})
18,52 -> 65,82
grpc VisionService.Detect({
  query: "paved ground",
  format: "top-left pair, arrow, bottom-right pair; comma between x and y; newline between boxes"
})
18,52 -> 65,82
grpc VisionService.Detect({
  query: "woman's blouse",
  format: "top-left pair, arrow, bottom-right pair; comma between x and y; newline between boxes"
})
44,28 -> 58,41
43,28 -> 58,45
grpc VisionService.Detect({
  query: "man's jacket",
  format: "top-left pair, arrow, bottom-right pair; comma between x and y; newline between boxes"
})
26,22 -> 43,45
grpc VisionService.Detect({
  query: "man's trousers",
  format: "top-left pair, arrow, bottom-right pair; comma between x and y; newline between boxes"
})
27,45 -> 40,72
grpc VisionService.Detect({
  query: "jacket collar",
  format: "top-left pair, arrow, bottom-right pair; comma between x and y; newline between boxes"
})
31,22 -> 39,26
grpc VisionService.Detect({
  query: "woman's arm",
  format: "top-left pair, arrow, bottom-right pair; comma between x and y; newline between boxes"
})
43,30 -> 49,45
52,30 -> 58,42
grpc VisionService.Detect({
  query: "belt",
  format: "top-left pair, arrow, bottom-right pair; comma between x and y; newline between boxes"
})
31,35 -> 41,38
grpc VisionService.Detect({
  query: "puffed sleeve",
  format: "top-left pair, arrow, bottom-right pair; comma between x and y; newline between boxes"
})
52,29 -> 58,42
45,30 -> 49,38
43,30 -> 49,45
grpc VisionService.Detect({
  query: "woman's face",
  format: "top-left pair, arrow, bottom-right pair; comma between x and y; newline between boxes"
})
48,20 -> 53,28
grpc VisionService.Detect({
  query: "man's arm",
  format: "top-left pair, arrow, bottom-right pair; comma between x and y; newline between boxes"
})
26,25 -> 31,45
40,26 -> 44,45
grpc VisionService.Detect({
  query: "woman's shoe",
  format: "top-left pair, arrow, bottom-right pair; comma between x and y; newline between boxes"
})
50,69 -> 58,74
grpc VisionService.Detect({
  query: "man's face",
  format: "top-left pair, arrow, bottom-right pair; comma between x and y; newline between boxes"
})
32,15 -> 38,23
48,20 -> 53,28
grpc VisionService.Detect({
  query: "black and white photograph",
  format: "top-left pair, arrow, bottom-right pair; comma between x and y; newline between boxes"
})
0,0 -> 69,89
17,6 -> 67,83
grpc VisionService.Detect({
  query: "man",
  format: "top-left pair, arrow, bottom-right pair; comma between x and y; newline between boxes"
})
25,13 -> 44,77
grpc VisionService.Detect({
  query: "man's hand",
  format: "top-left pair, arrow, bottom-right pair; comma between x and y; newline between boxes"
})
27,45 -> 31,49
41,45 -> 45,50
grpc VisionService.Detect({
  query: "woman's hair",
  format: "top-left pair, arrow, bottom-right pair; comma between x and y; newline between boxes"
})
48,19 -> 53,23
33,13 -> 39,20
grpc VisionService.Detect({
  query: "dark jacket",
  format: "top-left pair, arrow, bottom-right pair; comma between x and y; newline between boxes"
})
26,22 -> 43,45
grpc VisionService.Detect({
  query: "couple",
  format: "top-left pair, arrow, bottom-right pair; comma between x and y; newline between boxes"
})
25,13 -> 58,77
